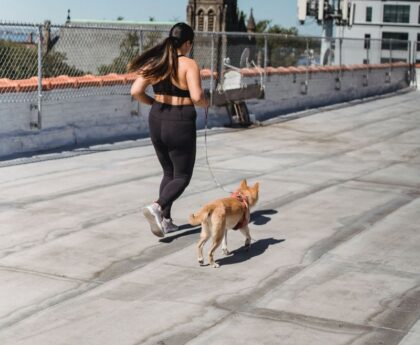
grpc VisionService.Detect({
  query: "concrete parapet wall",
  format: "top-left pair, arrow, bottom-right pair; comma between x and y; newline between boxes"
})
0,64 -> 412,159
241,64 -> 410,121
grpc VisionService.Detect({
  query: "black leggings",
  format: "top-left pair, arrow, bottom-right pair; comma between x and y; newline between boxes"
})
148,101 -> 197,219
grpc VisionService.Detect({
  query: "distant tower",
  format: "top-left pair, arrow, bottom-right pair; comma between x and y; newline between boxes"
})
186,0 -> 258,83
186,0 -> 241,32
246,8 -> 258,66
66,9 -> 71,24
247,8 -> 256,33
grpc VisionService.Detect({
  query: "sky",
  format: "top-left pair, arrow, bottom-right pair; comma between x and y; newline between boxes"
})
0,0 -> 321,36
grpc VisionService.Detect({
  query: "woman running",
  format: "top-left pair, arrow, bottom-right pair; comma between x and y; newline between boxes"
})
129,22 -> 208,238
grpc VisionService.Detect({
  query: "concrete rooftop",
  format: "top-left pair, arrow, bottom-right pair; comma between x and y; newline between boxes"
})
0,90 -> 419,345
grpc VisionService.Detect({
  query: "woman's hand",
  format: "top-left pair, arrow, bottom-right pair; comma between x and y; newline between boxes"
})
130,75 -> 155,105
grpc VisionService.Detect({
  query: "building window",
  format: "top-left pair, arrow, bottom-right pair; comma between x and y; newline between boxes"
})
380,57 -> 409,63
197,10 -> 204,31
364,34 -> 371,49
417,33 -> 420,52
383,5 -> 410,23
418,5 -> 420,24
381,32 -> 409,50
208,10 -> 215,31
366,7 -> 372,22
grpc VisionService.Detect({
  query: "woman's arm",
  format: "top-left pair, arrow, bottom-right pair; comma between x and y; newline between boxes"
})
130,75 -> 155,105
186,60 -> 209,108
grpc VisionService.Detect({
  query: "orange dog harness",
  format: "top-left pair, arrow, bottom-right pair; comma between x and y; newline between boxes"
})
231,191 -> 250,230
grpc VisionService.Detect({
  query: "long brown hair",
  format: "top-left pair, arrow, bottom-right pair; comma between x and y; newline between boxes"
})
127,22 -> 194,82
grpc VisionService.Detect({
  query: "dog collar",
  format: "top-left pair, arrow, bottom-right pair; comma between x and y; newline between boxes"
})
231,191 -> 250,230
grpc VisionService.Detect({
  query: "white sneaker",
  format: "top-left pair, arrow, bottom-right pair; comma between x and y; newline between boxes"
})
143,203 -> 164,237
161,218 -> 179,233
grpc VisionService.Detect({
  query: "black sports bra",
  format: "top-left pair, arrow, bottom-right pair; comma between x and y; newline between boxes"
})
152,55 -> 191,98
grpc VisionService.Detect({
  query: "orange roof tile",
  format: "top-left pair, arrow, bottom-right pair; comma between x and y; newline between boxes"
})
0,64 -> 412,94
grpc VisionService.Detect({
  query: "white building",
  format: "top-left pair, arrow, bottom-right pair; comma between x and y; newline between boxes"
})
338,0 -> 420,64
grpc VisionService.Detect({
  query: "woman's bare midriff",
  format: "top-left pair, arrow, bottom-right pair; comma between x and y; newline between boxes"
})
154,94 -> 194,106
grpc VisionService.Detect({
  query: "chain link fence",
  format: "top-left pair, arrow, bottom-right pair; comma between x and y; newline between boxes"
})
0,23 -> 39,104
0,21 -> 416,108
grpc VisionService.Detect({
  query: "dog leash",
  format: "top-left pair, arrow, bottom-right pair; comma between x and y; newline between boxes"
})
203,102 -> 256,243
203,104 -> 232,194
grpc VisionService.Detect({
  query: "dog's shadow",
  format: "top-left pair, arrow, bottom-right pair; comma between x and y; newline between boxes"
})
216,238 -> 285,266
250,209 -> 278,226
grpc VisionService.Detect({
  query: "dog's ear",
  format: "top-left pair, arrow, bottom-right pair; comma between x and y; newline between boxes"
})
240,179 -> 248,189
253,182 -> 260,191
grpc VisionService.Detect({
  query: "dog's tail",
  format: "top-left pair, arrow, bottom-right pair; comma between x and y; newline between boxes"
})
188,205 -> 214,226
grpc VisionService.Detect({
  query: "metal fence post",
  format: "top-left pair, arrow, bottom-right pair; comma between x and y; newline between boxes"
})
139,30 -> 144,55
33,24 -> 43,129
263,35 -> 268,85
389,39 -> 393,68
412,41 -> 417,87
303,38 -> 309,94
416,41 -> 419,88
388,39 -> 393,83
210,32 -> 215,107
407,40 -> 411,64
363,38 -> 369,87
366,38 -> 370,64
334,38 -> 343,90
388,39 -> 391,65
407,39 -> 411,84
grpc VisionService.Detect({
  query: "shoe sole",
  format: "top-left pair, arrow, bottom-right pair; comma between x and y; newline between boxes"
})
143,207 -> 164,238
162,226 -> 179,233
163,229 -> 179,234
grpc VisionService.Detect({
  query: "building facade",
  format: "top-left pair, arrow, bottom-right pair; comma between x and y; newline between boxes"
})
339,0 -> 420,64
186,0 -> 243,32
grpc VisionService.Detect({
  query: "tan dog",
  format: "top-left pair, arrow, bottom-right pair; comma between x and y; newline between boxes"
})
189,179 -> 259,268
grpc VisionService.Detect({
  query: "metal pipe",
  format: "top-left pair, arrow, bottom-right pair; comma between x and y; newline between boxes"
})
2,21 -> 383,43
264,35 -> 268,86
223,63 -> 241,72
36,24 -> 43,129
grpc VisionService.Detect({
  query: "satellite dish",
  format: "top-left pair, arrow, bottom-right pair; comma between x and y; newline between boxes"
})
240,48 -> 250,68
